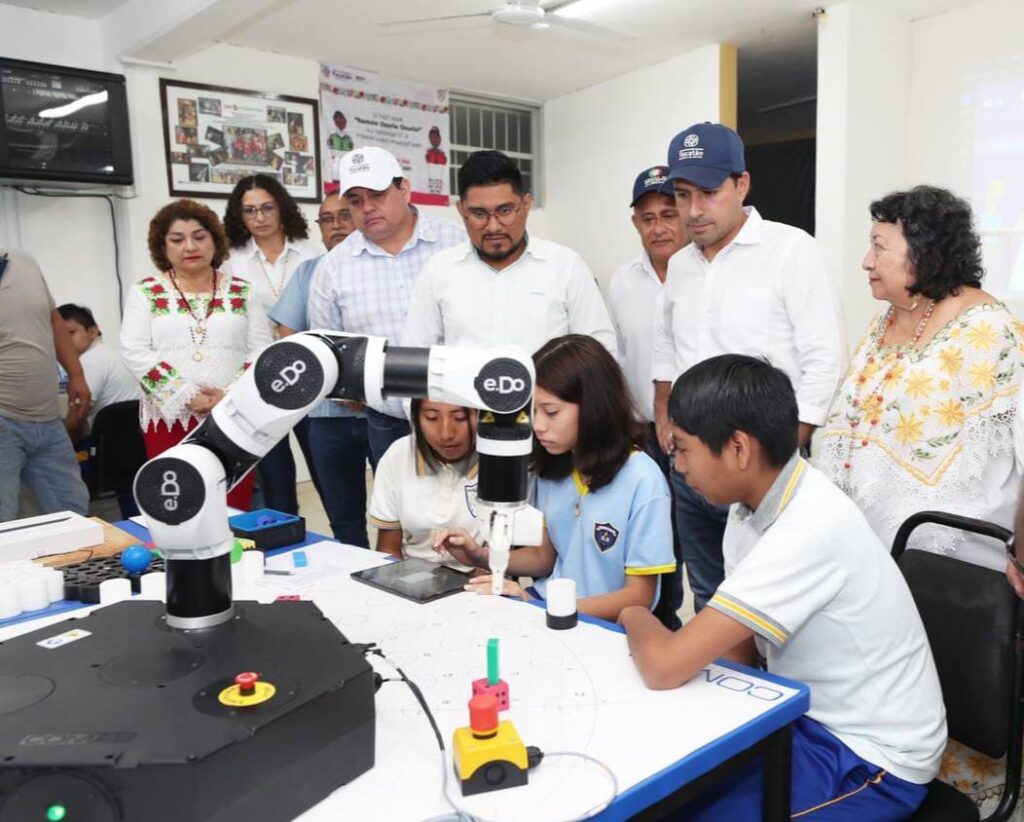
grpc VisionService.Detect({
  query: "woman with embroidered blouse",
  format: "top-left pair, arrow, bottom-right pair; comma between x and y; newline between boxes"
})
817,186 -> 1022,807
120,199 -> 272,510
818,186 -> 1022,568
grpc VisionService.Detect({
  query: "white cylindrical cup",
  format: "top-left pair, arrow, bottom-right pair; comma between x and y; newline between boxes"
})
139,572 -> 166,602
0,581 -> 21,619
99,577 -> 132,605
43,569 -> 65,603
16,575 -> 49,612
546,578 -> 578,630
241,550 -> 264,583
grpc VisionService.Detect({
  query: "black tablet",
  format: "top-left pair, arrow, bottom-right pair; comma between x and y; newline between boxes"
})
350,557 -> 471,603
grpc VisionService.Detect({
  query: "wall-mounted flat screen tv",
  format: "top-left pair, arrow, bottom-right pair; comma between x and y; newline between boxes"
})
0,58 -> 133,186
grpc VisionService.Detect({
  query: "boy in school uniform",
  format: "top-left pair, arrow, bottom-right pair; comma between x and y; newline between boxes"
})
619,354 -> 946,820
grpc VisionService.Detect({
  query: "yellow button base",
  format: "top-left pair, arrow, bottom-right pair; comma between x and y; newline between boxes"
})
218,681 -> 276,707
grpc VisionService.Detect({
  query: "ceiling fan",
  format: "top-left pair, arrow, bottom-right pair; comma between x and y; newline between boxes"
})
379,1 -> 633,42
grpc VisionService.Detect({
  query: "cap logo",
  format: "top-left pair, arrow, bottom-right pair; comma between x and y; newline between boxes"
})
684,133 -> 700,147
648,168 -> 661,177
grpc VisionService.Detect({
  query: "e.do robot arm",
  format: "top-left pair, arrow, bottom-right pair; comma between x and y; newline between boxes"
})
133,333 -> 544,629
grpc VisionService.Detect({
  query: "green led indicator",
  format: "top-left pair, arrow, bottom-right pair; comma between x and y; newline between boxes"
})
46,805 -> 67,822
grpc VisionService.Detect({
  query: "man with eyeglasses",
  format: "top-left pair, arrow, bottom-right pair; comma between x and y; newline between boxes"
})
401,150 -> 616,358
309,146 -> 466,468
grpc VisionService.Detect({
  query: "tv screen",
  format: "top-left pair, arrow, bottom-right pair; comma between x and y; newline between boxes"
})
0,58 -> 133,186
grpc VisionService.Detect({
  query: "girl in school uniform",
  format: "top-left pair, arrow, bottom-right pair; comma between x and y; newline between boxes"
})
368,399 -> 479,572
436,334 -> 676,621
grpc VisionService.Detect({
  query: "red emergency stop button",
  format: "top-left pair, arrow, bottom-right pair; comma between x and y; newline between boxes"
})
235,671 -> 259,696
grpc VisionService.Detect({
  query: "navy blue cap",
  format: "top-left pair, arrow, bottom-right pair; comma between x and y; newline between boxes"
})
630,165 -> 673,207
666,122 -> 745,189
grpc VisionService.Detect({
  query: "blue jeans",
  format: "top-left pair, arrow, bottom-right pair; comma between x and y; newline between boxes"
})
671,467 -> 729,611
0,414 -> 89,521
365,408 -> 409,470
308,417 -> 371,548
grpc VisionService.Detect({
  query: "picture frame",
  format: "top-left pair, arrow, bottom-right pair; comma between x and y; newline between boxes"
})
159,78 -> 322,203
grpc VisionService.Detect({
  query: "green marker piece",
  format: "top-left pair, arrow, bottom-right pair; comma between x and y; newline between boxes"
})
487,638 -> 499,686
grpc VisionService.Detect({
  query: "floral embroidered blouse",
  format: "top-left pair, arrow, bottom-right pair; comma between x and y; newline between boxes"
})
119,272 -> 273,430
816,302 -> 1023,569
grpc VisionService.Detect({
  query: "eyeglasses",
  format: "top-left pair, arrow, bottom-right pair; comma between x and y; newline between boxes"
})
463,201 -> 524,229
241,203 -> 278,219
315,213 -> 350,227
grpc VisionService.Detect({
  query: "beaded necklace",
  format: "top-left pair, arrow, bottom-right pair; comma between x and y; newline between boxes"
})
839,298 -> 937,482
168,269 -> 219,362
255,249 -> 291,300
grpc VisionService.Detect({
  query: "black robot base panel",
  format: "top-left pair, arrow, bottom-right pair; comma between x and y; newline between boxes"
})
0,600 -> 375,822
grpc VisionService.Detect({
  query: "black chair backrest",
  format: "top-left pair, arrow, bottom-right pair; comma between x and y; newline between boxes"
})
892,511 -> 1022,759
90,400 -> 147,496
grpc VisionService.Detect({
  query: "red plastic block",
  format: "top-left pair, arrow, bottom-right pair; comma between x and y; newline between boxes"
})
471,677 -> 509,711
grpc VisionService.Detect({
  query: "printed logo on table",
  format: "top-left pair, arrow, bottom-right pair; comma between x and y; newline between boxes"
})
593,522 -> 620,552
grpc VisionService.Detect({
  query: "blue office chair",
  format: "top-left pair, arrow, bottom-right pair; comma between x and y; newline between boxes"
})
893,511 -> 1023,822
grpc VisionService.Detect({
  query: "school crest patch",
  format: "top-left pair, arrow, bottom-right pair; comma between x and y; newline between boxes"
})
593,522 -> 620,553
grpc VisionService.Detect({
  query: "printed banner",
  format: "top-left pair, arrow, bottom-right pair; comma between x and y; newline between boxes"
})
319,64 -> 449,205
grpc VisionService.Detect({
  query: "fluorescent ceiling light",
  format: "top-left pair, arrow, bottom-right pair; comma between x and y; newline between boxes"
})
39,90 -> 108,119
554,0 -> 622,19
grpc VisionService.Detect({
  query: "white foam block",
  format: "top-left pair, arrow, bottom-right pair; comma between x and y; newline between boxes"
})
0,512 -> 103,562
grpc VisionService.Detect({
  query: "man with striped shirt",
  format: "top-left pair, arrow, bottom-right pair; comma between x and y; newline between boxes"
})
308,147 -> 466,465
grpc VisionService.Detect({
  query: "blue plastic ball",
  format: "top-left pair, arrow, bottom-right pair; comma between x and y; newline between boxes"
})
256,515 -> 275,527
121,545 -> 152,574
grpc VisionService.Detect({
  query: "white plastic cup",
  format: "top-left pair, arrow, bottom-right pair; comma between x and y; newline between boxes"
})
139,572 -> 166,602
240,550 -> 264,583
0,581 -> 21,619
546,578 -> 578,630
42,569 -> 64,603
16,575 -> 49,612
99,577 -> 132,605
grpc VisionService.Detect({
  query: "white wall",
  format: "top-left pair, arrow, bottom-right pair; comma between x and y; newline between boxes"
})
815,2 -> 911,346
542,45 -> 724,288
908,0 -> 1024,314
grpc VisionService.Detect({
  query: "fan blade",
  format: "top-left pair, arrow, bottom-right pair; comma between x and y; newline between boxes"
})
379,10 -> 492,27
547,13 -> 633,41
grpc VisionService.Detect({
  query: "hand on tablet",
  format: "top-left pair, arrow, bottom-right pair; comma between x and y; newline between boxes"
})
465,574 -> 533,601
432,528 -> 488,568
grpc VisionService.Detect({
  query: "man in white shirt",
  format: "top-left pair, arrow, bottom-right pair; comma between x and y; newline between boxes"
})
651,122 -> 844,611
621,355 -> 944,820
401,150 -> 616,358
608,165 -> 687,628
308,146 -> 466,465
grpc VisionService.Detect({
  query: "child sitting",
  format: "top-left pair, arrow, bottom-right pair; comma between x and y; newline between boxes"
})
620,354 -> 946,820
436,334 -> 675,621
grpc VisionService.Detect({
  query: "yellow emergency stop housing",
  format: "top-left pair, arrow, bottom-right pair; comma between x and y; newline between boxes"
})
452,720 -> 529,796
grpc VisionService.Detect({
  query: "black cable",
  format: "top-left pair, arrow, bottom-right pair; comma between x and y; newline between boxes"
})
366,646 -> 446,753
10,185 -> 133,319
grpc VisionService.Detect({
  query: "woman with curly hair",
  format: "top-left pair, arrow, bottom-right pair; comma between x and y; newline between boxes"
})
120,199 -> 273,510
222,175 -> 321,515
818,185 -> 1022,568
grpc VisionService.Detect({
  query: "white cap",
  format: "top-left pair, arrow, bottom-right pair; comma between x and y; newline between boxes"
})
336,146 -> 403,195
